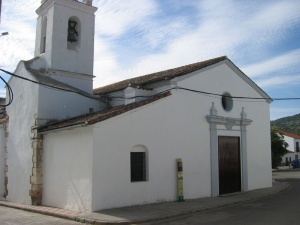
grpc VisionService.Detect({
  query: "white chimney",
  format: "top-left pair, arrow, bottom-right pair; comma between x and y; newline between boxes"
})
83,0 -> 93,6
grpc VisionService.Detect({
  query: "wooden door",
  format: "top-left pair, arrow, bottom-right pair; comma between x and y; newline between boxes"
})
218,136 -> 241,195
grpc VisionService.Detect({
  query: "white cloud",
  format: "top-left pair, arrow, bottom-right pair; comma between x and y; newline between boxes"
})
93,38 -> 121,87
0,0 -> 38,71
91,0 -> 300,91
242,49 -> 300,78
94,0 -> 157,37
248,1 -> 300,31
257,74 -> 300,89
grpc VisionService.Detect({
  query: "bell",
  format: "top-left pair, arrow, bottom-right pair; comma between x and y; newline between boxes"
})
67,21 -> 78,43
68,30 -> 78,42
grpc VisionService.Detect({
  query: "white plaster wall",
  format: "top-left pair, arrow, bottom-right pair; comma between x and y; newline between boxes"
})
282,153 -> 292,164
44,0 -> 96,75
6,62 -> 39,204
282,152 -> 300,164
38,85 -> 100,123
246,104 -> 272,190
45,70 -> 94,93
281,138 -> 300,164
42,126 -> 93,211
124,87 -> 154,105
91,62 -> 272,210
184,63 -> 272,190
174,62 -> 272,191
29,57 -> 95,93
282,135 -> 295,152
0,124 -> 5,197
179,64 -> 272,190
92,94 -> 211,210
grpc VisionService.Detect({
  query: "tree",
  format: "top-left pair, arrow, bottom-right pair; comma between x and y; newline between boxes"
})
271,129 -> 288,169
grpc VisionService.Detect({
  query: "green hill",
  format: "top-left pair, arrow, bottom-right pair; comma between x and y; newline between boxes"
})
271,113 -> 300,135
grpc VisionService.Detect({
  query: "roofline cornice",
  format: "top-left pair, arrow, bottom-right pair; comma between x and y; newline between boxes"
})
36,0 -> 97,16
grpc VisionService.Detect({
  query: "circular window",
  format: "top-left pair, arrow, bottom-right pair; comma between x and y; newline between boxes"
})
221,92 -> 233,111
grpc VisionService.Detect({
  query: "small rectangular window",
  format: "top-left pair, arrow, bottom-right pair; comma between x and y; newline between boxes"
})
296,142 -> 299,152
131,152 -> 146,182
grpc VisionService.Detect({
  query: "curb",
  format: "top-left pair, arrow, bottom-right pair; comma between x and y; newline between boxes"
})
0,201 -> 81,221
0,182 -> 289,225
75,182 -> 290,225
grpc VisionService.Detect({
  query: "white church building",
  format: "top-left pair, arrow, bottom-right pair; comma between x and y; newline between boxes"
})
0,0 -> 272,212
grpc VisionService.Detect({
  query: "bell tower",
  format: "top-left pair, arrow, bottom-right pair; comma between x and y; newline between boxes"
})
34,0 -> 97,76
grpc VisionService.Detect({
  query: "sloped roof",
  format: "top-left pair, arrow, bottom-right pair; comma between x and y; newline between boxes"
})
22,60 -> 97,100
38,92 -> 171,133
276,130 -> 300,139
93,56 -> 227,94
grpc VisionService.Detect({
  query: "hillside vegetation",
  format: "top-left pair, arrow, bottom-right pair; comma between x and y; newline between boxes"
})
271,113 -> 300,135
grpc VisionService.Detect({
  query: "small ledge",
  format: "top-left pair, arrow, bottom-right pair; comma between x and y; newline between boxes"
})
206,115 -> 252,130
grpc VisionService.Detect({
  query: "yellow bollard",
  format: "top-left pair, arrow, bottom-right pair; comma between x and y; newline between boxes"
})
177,158 -> 184,202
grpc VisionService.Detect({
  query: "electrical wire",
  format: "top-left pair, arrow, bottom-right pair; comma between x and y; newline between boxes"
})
105,86 -> 300,101
175,87 -> 300,101
0,68 -> 100,101
0,76 -> 13,107
1,68 -> 300,105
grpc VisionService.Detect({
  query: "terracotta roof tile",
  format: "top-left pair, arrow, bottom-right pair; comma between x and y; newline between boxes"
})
93,56 -> 227,94
276,130 -> 300,139
38,92 -> 171,133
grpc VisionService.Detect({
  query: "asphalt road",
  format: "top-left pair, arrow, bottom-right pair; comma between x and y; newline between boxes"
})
144,170 -> 300,225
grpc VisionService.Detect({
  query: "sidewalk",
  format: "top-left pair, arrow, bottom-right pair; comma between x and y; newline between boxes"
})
0,181 -> 288,225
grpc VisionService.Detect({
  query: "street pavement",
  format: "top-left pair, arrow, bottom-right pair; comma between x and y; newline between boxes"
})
0,169 -> 297,224
142,169 -> 300,224
0,206 -> 82,225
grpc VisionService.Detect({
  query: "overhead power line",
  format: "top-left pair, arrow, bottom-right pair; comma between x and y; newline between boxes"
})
106,86 -> 300,101
0,68 -> 100,101
1,69 -> 300,107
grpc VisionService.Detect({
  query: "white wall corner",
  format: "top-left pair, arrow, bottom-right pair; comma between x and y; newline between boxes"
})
124,87 -> 154,105
29,55 -> 47,71
83,0 -> 93,6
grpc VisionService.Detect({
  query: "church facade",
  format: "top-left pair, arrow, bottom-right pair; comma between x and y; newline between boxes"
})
0,0 -> 272,211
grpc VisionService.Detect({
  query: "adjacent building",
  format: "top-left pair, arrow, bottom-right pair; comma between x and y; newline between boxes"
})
277,130 -> 300,165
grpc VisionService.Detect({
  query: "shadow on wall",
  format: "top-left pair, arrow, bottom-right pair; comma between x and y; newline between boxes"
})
68,179 -> 91,211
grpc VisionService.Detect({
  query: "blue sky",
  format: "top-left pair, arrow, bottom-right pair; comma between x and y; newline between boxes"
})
0,0 -> 300,120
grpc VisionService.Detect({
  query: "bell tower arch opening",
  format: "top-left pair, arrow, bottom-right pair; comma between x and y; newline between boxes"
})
67,16 -> 81,51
